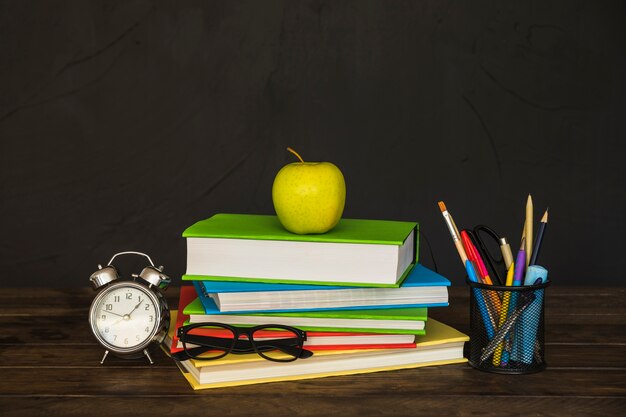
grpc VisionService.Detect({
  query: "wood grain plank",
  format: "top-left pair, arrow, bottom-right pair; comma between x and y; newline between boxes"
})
0,344 -> 176,367
0,366 -> 624,397
1,343 -> 624,369
1,396 -> 625,417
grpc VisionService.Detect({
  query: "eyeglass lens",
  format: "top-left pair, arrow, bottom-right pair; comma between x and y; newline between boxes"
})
251,326 -> 303,361
183,324 -> 237,359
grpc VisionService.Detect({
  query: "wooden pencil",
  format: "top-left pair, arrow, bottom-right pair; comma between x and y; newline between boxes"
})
530,208 -> 549,265
525,194 -> 533,267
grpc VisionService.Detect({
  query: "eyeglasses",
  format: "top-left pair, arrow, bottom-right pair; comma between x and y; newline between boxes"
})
172,322 -> 314,362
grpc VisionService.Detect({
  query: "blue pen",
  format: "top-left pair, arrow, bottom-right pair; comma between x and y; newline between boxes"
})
519,266 -> 548,364
466,260 -> 495,340
502,276 -> 543,367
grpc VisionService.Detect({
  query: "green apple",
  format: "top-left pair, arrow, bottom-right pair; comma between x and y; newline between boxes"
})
272,148 -> 346,234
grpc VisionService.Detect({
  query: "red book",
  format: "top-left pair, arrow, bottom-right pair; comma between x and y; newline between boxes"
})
170,286 -> 416,354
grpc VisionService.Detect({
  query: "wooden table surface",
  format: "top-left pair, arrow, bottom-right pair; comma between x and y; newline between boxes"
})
0,286 -> 624,416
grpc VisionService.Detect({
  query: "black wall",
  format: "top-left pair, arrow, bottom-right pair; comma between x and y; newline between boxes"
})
1,0 -> 624,287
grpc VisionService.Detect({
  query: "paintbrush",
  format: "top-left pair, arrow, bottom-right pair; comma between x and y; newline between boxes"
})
438,201 -> 468,266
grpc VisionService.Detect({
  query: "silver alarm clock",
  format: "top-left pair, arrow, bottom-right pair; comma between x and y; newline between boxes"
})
88,251 -> 171,364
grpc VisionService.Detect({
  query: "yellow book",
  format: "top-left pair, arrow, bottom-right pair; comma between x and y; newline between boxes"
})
174,319 -> 468,389
178,357 -> 467,390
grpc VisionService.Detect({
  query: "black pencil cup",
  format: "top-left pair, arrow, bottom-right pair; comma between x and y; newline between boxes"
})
466,278 -> 550,374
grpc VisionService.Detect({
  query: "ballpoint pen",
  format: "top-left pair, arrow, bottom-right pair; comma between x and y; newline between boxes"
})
461,231 -> 502,314
461,231 -> 494,285
519,266 -> 549,364
499,237 -> 514,269
513,238 -> 526,286
466,260 -> 495,339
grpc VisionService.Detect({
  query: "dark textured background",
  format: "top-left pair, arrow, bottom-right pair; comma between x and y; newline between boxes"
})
1,0 -> 624,287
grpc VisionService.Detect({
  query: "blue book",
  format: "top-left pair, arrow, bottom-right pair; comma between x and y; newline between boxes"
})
195,264 -> 450,314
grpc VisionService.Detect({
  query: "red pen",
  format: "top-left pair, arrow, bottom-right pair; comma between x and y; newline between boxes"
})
461,231 -> 501,314
461,231 -> 494,285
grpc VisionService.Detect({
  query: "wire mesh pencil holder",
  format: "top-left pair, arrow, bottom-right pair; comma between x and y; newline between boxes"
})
466,278 -> 549,374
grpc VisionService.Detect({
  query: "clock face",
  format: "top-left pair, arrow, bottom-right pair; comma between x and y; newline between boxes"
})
92,285 -> 159,350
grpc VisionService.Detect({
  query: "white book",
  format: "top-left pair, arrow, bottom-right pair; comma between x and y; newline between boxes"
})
182,214 -> 418,286
209,286 -> 448,312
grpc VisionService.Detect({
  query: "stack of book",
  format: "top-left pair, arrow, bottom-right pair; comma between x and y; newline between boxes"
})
170,214 -> 467,389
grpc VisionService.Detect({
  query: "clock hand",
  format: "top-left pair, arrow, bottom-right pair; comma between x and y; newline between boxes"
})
125,298 -> 145,317
105,311 -> 125,318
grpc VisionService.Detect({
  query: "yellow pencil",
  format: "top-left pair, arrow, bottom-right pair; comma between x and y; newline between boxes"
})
492,262 -> 515,366
525,194 -> 533,267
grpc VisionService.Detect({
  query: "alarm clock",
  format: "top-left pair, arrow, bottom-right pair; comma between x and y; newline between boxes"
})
88,251 -> 171,364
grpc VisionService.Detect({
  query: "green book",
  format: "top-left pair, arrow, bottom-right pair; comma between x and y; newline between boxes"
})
183,214 -> 419,287
183,296 -> 427,335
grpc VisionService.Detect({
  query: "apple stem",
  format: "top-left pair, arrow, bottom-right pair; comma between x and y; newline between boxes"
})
287,147 -> 305,163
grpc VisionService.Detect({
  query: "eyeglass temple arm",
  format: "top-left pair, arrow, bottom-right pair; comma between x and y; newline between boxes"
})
171,347 -> 210,361
243,338 -> 313,358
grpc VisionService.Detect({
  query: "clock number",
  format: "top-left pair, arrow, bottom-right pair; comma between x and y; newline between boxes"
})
101,314 -> 106,320
136,335 -> 140,341
138,296 -> 142,303
105,304 -> 113,311
113,335 -> 117,341
104,327 -> 109,333
145,304 -> 150,311
145,326 -> 150,333
126,293 -> 132,300
114,295 -> 120,302
149,315 -> 153,322
124,338 -> 128,345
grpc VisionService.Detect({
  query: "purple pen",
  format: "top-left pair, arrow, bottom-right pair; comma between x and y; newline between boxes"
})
512,238 -> 526,286
508,238 -> 528,363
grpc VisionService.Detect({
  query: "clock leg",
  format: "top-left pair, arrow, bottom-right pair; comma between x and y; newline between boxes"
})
100,350 -> 109,364
143,349 -> 154,365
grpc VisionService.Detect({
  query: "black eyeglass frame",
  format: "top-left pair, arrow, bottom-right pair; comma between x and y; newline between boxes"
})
176,322 -> 312,362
